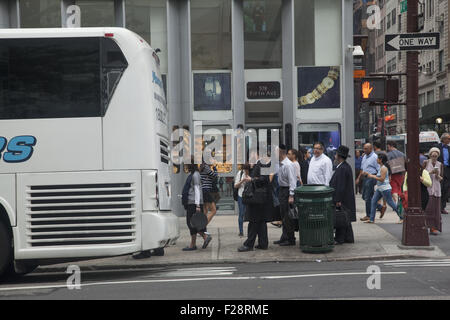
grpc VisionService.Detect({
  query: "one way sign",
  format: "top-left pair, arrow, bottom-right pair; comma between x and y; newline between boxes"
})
385,32 -> 440,51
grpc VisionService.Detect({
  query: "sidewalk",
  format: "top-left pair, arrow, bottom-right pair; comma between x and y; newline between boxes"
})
36,197 -> 447,272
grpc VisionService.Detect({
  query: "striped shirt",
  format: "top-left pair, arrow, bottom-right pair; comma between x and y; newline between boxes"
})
200,165 -> 218,191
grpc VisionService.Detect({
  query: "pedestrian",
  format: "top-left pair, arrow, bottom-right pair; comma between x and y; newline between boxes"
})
386,141 -> 406,206
362,153 -> 402,224
419,147 -> 428,167
234,163 -> 251,237
357,143 -> 385,221
329,145 -> 356,244
355,149 -> 363,194
288,148 -> 303,187
299,147 -> 309,186
274,145 -> 298,246
183,161 -> 212,251
238,152 -> 273,252
373,141 -> 388,215
403,162 -> 432,211
307,141 -> 333,186
423,147 -> 444,235
199,161 -> 218,224
373,141 -> 383,154
437,133 -> 450,214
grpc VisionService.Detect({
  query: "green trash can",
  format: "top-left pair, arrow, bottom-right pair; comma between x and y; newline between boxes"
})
295,185 -> 335,253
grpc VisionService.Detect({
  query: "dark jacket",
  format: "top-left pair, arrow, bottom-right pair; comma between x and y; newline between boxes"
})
438,142 -> 450,169
299,159 -> 309,186
329,161 -> 356,222
244,161 -> 273,223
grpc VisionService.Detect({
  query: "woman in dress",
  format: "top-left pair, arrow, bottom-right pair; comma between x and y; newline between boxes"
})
423,147 -> 444,235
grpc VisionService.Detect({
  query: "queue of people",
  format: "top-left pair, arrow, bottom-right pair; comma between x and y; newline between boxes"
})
181,133 -> 450,252
181,142 -> 357,252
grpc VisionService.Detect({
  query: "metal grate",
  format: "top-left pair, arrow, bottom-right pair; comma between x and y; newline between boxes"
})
26,183 -> 136,247
160,139 -> 170,164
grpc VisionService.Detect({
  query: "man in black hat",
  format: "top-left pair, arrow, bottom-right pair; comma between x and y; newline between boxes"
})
329,145 -> 356,244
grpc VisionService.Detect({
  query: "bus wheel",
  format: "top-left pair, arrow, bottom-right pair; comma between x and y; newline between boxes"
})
152,248 -> 165,256
0,221 -> 13,280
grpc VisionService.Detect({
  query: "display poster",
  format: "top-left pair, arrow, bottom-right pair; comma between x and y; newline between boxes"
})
297,66 -> 340,109
193,73 -> 231,111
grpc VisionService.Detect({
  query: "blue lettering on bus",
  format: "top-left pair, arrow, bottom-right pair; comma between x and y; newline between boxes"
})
0,135 -> 37,163
152,71 -> 163,89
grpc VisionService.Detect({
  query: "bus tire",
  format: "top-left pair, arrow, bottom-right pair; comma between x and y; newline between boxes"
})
0,221 -> 13,280
152,248 -> 164,256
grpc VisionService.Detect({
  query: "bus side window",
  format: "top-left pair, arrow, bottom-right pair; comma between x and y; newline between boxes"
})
101,38 -> 128,115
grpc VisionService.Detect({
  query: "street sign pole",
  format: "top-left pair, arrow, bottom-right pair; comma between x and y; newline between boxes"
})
402,0 -> 430,246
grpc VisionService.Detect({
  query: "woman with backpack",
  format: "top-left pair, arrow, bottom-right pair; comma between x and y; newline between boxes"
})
234,163 -> 251,237
182,161 -> 212,251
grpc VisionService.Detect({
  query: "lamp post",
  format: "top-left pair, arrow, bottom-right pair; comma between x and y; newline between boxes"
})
402,0 -> 430,246
436,117 -> 443,134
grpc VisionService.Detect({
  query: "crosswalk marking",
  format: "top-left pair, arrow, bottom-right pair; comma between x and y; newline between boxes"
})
375,259 -> 450,268
154,266 -> 237,278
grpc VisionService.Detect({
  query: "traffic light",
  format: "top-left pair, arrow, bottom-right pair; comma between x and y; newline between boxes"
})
360,77 -> 386,102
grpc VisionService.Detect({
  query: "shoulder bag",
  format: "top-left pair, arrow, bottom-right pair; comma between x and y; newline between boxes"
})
242,180 -> 267,205
333,205 -> 349,229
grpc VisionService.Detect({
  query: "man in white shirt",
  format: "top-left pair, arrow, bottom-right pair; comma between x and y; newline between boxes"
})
288,149 -> 302,187
275,144 -> 298,246
307,142 -> 333,186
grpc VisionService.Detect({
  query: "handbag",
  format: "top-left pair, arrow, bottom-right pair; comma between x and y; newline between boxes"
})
288,203 -> 299,232
388,157 -> 406,174
333,206 -> 349,229
288,203 -> 298,220
242,181 -> 267,205
190,211 -> 208,230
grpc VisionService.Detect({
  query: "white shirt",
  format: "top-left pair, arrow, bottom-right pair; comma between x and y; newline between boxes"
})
307,153 -> 333,186
234,170 -> 249,197
292,161 -> 302,184
278,157 -> 297,195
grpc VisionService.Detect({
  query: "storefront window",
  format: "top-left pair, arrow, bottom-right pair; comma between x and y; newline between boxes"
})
19,0 -> 60,28
295,0 -> 342,66
244,0 -> 282,69
75,0 -> 115,27
298,123 -> 341,161
197,125 -> 234,211
191,0 -> 232,70
125,0 -> 168,74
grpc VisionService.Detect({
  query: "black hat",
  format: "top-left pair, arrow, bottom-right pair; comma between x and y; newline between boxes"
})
279,144 -> 287,151
337,145 -> 350,159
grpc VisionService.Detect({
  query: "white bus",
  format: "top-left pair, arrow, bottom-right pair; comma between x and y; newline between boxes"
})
0,28 -> 179,278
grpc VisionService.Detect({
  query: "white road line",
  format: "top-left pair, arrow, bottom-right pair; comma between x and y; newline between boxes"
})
387,264 -> 450,268
375,259 -> 450,263
0,271 -> 407,293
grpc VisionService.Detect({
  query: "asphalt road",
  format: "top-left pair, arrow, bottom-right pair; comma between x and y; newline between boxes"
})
1,259 -> 450,301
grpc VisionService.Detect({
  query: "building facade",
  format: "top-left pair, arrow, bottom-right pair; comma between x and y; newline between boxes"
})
0,0 -> 354,215
355,0 -> 450,140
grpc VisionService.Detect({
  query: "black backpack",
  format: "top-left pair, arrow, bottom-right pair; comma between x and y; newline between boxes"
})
181,174 -> 193,209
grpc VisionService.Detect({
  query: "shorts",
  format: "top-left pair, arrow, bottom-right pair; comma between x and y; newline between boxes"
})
390,173 -> 404,195
202,190 -> 214,203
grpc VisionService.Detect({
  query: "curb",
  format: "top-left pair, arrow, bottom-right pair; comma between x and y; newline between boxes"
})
34,254 -> 448,274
